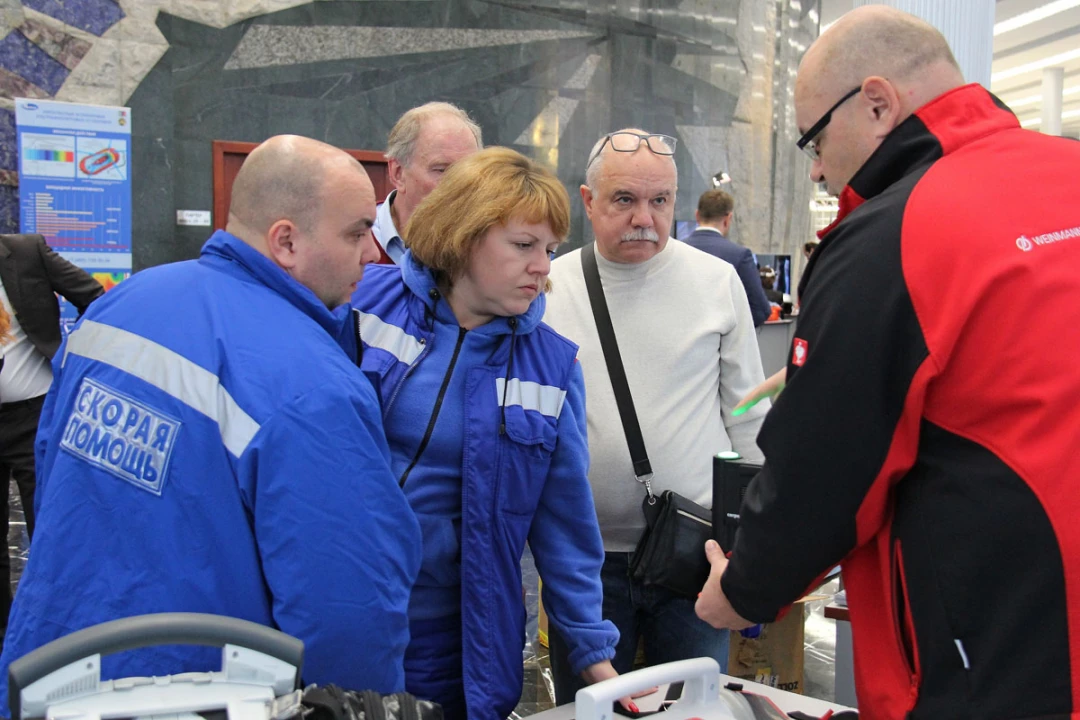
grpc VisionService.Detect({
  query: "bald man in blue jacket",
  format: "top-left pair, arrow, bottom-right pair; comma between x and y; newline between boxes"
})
0,136 -> 422,712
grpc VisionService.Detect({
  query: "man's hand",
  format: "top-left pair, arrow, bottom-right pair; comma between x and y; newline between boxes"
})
695,540 -> 754,630
732,368 -> 786,416
580,660 -> 656,713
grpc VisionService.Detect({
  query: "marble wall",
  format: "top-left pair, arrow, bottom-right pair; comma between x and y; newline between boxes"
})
0,0 -> 819,269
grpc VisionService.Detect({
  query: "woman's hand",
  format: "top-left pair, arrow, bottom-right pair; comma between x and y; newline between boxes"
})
580,660 -> 658,713
732,368 -> 787,416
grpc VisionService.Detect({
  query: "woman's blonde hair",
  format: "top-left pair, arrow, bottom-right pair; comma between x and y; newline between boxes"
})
0,304 -> 12,346
405,147 -> 570,291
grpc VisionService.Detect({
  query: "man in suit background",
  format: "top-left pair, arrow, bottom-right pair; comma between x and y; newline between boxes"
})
683,190 -> 771,327
0,233 -> 103,638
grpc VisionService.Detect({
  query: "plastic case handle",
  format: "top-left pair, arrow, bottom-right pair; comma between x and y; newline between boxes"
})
574,657 -> 721,720
8,613 -> 304,720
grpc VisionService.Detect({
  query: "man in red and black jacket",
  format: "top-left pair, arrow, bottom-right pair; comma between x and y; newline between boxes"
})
695,6 -> 1080,720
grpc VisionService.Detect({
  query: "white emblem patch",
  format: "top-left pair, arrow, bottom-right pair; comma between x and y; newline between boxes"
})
59,378 -> 182,496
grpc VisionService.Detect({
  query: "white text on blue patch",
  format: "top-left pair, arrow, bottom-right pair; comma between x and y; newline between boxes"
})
59,378 -> 181,496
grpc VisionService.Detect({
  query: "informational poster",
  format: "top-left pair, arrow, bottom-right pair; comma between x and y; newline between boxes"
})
15,98 -> 131,330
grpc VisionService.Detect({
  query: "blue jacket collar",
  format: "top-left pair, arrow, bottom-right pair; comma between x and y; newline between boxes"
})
200,230 -> 358,358
400,250 -> 545,337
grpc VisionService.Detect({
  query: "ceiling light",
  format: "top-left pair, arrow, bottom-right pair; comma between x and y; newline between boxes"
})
992,47 -> 1080,83
994,0 -> 1080,36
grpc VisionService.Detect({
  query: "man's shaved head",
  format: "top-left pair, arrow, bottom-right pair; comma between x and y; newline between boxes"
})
798,6 -> 961,103
224,135 -> 380,309
227,135 -> 363,238
794,6 -> 965,194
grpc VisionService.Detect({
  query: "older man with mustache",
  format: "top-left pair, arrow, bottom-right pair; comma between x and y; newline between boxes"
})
542,128 -> 769,705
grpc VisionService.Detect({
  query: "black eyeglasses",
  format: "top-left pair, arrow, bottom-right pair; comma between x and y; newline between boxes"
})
796,86 -> 861,161
585,132 -> 677,170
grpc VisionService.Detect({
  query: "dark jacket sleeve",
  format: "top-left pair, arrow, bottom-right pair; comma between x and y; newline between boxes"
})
35,235 -> 104,314
720,201 -> 933,622
735,248 -> 771,327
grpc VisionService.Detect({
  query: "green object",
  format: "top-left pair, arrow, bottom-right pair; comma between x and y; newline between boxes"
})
730,398 -> 762,417
731,380 -> 786,416
716,451 -> 741,460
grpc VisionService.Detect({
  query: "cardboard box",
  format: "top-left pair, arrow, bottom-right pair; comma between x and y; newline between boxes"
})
538,579 -> 549,647
726,595 -> 826,695
539,582 -> 823,687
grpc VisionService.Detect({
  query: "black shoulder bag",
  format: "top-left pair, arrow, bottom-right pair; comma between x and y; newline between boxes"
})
581,242 -> 714,600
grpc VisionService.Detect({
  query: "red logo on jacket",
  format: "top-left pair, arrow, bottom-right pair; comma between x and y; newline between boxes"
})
792,338 -> 808,367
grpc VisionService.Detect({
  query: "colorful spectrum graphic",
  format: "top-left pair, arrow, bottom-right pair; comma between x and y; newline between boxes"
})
91,271 -> 130,292
19,132 -> 75,178
26,149 -> 75,162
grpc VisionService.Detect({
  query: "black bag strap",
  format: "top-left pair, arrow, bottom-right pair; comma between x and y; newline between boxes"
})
581,242 -> 653,481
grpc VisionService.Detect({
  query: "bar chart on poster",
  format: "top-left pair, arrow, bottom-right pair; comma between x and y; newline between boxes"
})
15,98 -> 132,329
25,190 -> 122,250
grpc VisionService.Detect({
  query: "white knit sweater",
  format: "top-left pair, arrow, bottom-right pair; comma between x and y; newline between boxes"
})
544,239 -> 770,551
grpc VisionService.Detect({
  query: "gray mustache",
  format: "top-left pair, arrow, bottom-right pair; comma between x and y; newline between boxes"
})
620,228 -> 660,243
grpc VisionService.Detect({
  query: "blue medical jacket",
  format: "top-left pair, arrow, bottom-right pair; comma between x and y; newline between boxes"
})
351,255 -> 617,720
0,231 -> 421,712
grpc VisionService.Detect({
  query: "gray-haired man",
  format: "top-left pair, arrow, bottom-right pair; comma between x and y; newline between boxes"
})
374,102 -> 482,263
542,128 -> 769,704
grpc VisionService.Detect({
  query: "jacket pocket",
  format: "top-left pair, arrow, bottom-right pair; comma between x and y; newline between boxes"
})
497,407 -> 557,516
891,538 -> 921,685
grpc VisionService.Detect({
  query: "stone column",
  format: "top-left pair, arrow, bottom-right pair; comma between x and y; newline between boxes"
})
850,0 -> 995,88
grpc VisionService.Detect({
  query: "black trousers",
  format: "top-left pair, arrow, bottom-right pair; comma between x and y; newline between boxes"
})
0,394 -> 43,632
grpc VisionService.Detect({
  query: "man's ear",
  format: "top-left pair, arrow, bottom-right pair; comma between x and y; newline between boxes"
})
266,219 -> 299,269
694,209 -> 701,224
580,184 -> 595,220
862,76 -> 902,137
388,158 -> 406,193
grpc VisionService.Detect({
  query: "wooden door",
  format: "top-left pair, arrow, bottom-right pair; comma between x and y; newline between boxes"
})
211,141 -> 391,231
